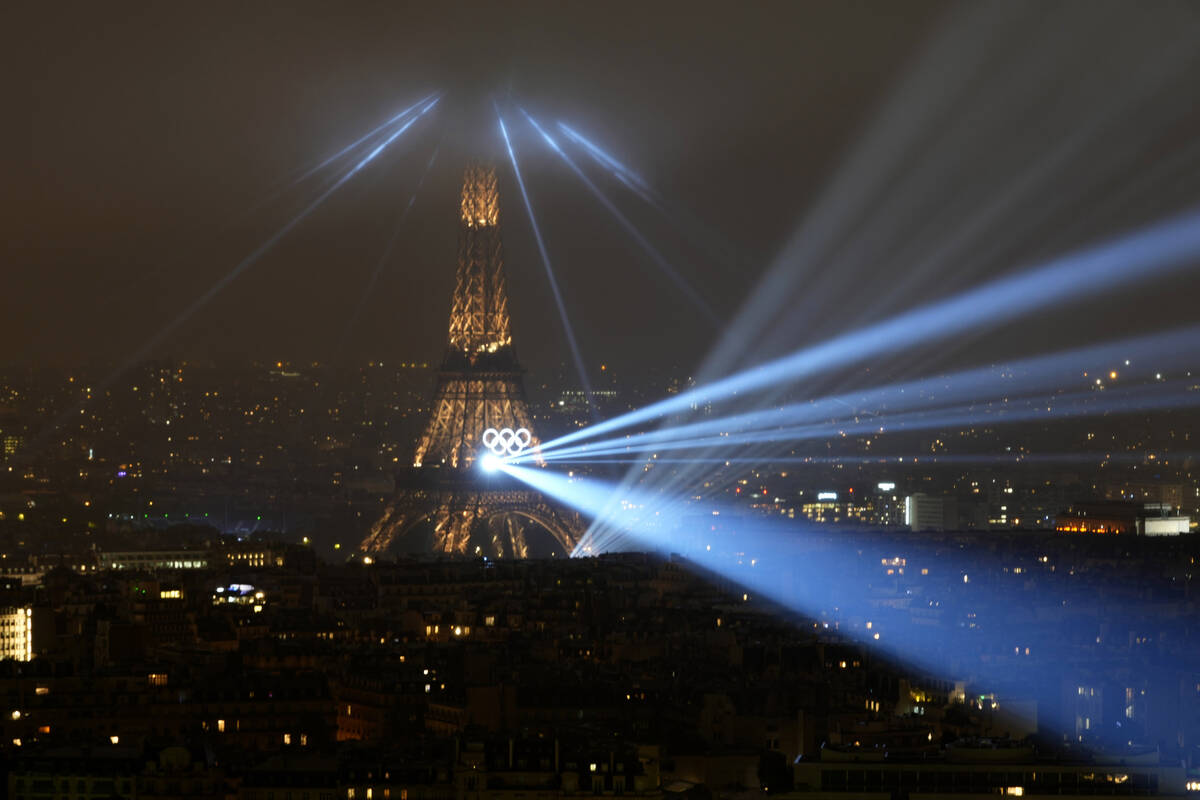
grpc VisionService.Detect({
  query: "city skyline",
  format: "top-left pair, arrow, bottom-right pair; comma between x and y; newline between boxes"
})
6,2 -> 1200,795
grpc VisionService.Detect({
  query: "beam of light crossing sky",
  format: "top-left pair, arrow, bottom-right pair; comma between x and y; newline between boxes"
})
285,93 -> 438,189
525,382 -> 1200,465
537,206 -> 1200,455
232,92 -> 439,224
556,122 -> 656,204
108,97 -> 441,384
522,324 -> 1200,464
520,452 -> 1193,467
593,10 -> 1200,556
550,321 -> 1200,552
495,102 -> 596,420
517,107 -> 720,325
339,139 -> 441,351
555,119 -> 747,273
26,94 -> 442,458
695,4 -> 1200,386
495,461 -> 1129,739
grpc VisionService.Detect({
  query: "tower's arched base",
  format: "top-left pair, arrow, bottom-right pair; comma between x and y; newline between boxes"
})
361,468 -> 583,558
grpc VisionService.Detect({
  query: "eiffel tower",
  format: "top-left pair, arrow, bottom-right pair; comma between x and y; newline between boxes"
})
361,164 -> 584,557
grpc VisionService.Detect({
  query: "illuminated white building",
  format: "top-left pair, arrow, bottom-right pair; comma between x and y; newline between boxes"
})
0,606 -> 33,661
905,493 -> 946,532
99,550 -> 209,570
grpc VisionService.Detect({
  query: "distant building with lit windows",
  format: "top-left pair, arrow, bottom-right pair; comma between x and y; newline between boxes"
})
1055,502 -> 1190,536
792,750 -> 1187,796
870,482 -> 906,527
0,407 -> 21,459
0,606 -> 33,661
801,492 -> 843,524
905,494 -> 945,532
99,550 -> 209,570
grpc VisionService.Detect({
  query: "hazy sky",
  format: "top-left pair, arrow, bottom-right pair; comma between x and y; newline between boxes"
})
7,1 -> 1200,379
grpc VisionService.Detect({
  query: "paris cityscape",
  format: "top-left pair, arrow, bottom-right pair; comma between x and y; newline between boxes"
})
7,2 -> 1200,798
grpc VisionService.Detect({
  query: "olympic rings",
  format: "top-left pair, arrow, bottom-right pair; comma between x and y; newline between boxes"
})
481,427 -> 532,456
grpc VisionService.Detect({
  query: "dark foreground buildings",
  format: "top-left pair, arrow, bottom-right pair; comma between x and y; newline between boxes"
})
0,526 -> 1197,798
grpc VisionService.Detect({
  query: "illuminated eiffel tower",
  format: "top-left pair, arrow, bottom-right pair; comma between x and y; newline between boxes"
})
361,164 -> 583,557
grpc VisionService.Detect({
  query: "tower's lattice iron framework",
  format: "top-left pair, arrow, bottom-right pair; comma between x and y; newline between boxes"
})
361,164 -> 583,557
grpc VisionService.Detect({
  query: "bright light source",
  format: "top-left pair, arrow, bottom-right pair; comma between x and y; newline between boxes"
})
480,453 -> 501,472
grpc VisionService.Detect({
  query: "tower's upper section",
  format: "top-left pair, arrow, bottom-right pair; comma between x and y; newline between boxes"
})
446,163 -> 513,362
460,164 -> 499,229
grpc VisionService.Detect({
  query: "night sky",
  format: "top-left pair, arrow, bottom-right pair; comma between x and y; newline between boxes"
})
8,1 -> 1200,379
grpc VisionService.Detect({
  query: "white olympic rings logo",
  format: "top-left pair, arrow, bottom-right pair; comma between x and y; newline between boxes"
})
481,427 -> 532,457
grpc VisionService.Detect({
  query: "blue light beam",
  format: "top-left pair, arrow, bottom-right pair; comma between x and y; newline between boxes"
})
495,463 -> 1142,741
340,139 -> 442,350
113,96 -> 441,381
288,93 -> 439,189
537,206 -> 1200,455
556,122 -> 656,204
555,119 -> 749,279
232,93 -> 439,224
524,324 -> 1200,464
517,107 -> 720,325
496,102 -> 597,420
527,383 -> 1200,468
